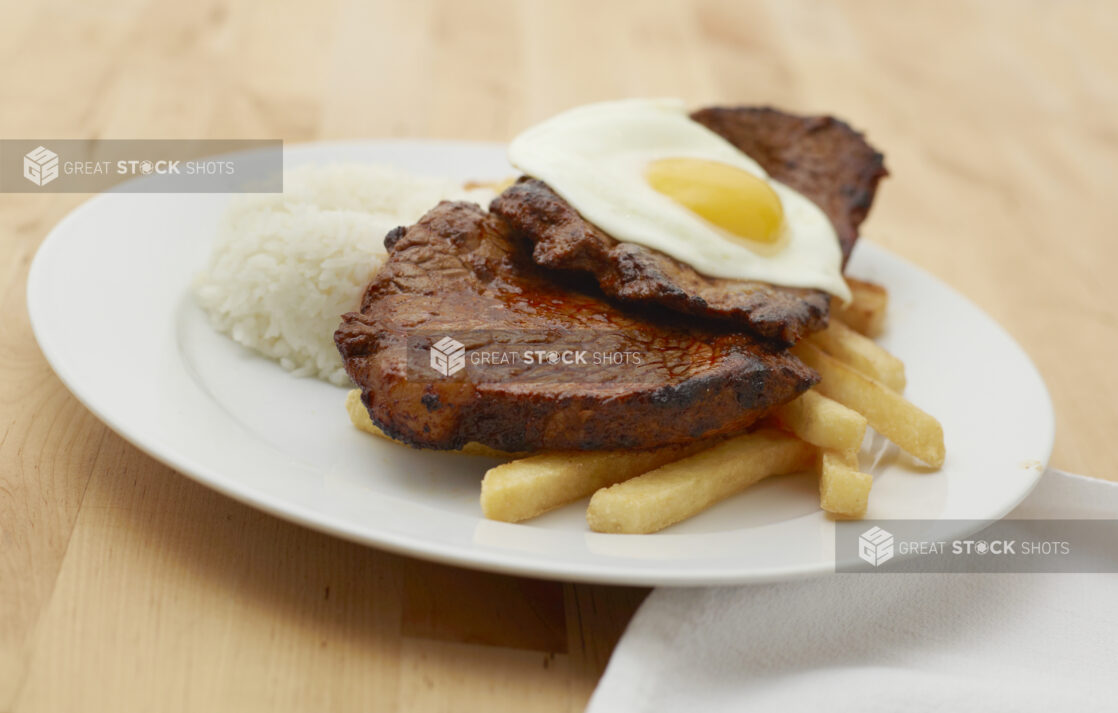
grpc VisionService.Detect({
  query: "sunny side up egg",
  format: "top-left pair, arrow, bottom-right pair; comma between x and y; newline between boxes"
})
507,98 -> 852,302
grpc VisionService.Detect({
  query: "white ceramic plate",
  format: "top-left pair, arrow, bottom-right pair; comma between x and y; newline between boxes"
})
27,140 -> 1054,586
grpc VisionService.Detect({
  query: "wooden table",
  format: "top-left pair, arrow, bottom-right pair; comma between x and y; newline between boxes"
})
2,1 -> 1115,710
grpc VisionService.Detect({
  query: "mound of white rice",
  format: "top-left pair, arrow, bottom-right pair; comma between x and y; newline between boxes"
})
194,164 -> 496,385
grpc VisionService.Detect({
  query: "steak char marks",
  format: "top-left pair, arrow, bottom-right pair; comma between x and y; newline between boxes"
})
490,107 -> 886,345
335,201 -> 817,452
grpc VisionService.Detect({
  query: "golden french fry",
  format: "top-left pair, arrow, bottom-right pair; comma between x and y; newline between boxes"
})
818,449 -> 873,517
793,343 -> 945,468
586,430 -> 815,534
345,389 -> 517,459
809,319 -> 906,391
773,390 -> 867,455
481,441 -> 711,523
832,277 -> 888,337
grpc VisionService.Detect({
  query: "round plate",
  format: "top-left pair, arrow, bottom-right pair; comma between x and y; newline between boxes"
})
27,140 -> 1054,586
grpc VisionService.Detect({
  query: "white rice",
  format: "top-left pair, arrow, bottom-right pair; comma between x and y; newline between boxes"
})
194,164 -> 496,385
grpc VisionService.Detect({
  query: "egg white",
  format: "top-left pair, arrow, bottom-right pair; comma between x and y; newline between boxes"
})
508,98 -> 852,302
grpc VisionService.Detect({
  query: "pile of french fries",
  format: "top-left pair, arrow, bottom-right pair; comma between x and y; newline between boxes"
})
346,277 -> 945,534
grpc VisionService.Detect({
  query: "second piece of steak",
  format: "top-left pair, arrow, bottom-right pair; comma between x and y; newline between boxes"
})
335,201 -> 818,452
491,178 -> 831,346
490,107 -> 886,345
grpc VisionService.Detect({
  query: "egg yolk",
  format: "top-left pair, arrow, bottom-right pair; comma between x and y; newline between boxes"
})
645,158 -> 784,244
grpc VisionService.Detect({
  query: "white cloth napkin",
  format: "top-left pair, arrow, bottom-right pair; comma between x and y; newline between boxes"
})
588,470 -> 1118,713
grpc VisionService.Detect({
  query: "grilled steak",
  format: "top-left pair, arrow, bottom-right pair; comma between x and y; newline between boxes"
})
335,201 -> 818,452
490,178 -> 829,345
691,107 -> 886,261
490,107 -> 886,345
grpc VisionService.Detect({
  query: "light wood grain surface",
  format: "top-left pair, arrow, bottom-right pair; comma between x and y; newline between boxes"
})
2,1 -> 1116,711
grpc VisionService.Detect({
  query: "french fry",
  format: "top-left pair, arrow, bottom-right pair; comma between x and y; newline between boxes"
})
773,390 -> 867,455
809,319 -> 906,391
586,430 -> 815,534
481,441 -> 711,523
793,343 -> 945,468
818,449 -> 873,517
832,277 -> 888,337
345,389 -> 517,459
